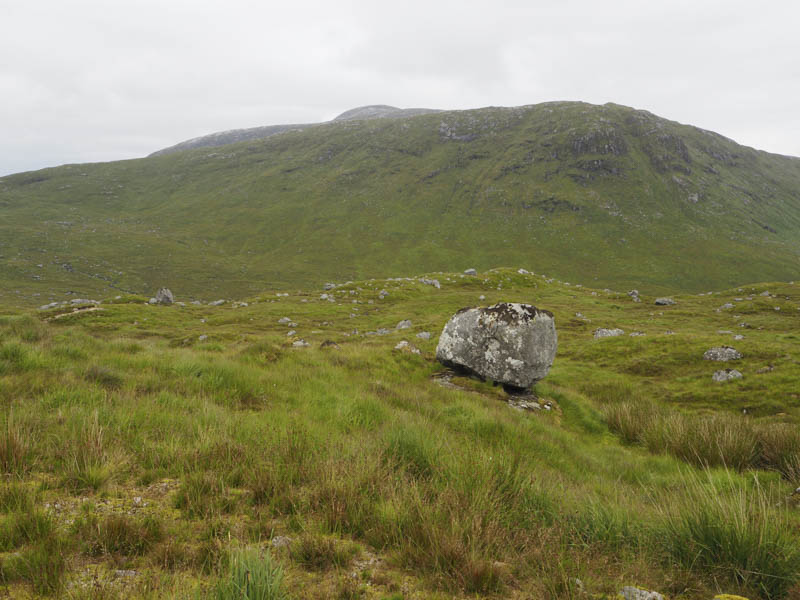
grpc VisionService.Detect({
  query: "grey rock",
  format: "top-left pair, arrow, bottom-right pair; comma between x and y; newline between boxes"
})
464,268 -> 477,276
479,294 -> 486,300
292,339 -> 309,348
39,302 -> 60,310
416,331 -> 432,340
629,331 -> 646,337
703,346 -> 742,361
271,536 -> 292,548
517,268 -> 531,275
278,317 -> 291,324
209,299 -> 226,306
155,288 -> 174,305
594,328 -> 625,338
620,586 -> 664,600
719,302 -> 734,310
713,369 -> 743,382
148,298 -> 157,305
628,290 -> 641,302
436,302 -> 557,389
420,278 -> 441,289
286,330 -> 296,336
654,297 -> 675,306
733,334 -> 745,340
198,335 -> 208,342
396,319 -> 412,329
323,282 -> 336,290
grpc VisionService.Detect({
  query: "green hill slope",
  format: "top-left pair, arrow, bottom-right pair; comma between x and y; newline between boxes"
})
2,101 -> 800,306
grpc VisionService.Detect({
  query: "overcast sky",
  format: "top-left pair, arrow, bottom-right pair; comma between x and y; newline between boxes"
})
2,0 -> 799,175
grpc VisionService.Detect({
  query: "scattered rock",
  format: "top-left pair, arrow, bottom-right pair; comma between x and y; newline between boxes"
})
420,278 -> 441,289
654,297 -> 675,305
628,290 -> 641,302
733,334 -> 744,340
286,330 -> 296,337
719,303 -> 734,310
198,335 -> 208,342
278,317 -> 292,324
703,346 -> 742,361
629,331 -> 645,337
479,294 -> 486,300
320,293 -> 335,302
756,365 -> 774,374
395,340 -> 421,354
760,290 -> 771,296
517,268 -> 530,275
464,268 -> 477,275
436,303 -> 557,390
620,586 -> 664,600
594,328 -> 624,338
155,288 -> 174,305
208,299 -> 225,306
323,282 -> 336,290
114,570 -> 137,579
416,331 -> 431,340
713,369 -> 743,382
292,339 -> 309,348
396,319 -> 412,330
271,536 -> 292,548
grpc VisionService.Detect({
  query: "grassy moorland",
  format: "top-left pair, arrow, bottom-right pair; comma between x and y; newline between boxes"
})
2,101 -> 800,307
0,268 -> 799,599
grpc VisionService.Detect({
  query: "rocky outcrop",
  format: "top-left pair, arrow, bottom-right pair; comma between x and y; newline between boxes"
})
436,303 -> 557,390
704,346 -> 742,361
154,288 -> 174,305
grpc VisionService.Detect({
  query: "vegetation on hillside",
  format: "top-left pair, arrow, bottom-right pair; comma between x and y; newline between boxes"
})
2,102 -> 800,307
0,268 -> 799,598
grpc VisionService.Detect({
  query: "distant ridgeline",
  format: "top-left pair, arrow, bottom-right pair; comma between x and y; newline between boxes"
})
1,101 -> 800,305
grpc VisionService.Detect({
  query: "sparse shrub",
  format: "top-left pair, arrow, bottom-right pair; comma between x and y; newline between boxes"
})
212,546 -> 289,600
658,471 -> 800,599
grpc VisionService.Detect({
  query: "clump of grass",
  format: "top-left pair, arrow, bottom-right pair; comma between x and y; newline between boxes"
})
0,484 -> 34,513
212,546 -> 289,600
0,510 -> 53,551
603,401 -> 657,445
73,512 -> 163,556
85,364 -> 124,389
757,423 -> 800,482
0,411 -> 31,475
0,315 -> 48,343
174,471 -> 231,518
290,532 -> 358,571
61,411 -> 112,492
657,471 -> 800,599
0,534 -> 66,595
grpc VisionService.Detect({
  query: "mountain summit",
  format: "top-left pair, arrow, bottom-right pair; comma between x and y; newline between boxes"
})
149,105 -> 440,156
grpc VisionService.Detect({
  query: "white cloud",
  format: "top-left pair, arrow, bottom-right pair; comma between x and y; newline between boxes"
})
2,0 -> 799,174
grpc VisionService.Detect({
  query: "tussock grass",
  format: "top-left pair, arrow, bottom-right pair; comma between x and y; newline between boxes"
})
73,511 -> 163,556
212,546 -> 289,600
0,410 -> 31,475
657,471 -> 800,599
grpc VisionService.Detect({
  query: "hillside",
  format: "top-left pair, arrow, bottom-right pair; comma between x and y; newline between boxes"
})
2,101 -> 800,306
0,269 -> 799,598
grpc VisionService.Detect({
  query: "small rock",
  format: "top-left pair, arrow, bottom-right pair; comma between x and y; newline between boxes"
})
292,339 -> 309,348
713,369 -> 743,382
479,294 -> 486,300
760,290 -> 771,296
654,297 -> 675,306
420,278 -> 441,289
629,331 -> 646,337
464,268 -> 477,275
114,570 -> 137,578
620,586 -> 664,600
594,328 -> 625,338
396,319 -> 412,329
198,335 -> 208,342
703,346 -> 742,361
148,297 -> 157,305
719,303 -> 734,310
733,334 -> 744,340
416,331 -> 431,340
756,365 -> 774,374
517,268 -> 530,275
323,282 -> 336,290
628,290 -> 641,302
278,317 -> 291,324
271,536 -> 292,548
286,330 -> 296,336
209,299 -> 225,306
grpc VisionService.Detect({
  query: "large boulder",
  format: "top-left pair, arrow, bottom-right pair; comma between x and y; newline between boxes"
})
435,303 -> 557,390
154,288 -> 174,305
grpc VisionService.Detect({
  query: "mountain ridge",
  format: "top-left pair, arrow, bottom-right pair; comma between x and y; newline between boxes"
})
2,100 -> 800,306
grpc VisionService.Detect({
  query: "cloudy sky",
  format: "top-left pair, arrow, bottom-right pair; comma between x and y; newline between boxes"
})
2,0 -> 798,175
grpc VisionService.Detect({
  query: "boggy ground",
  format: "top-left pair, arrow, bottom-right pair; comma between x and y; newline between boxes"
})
0,268 -> 799,599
